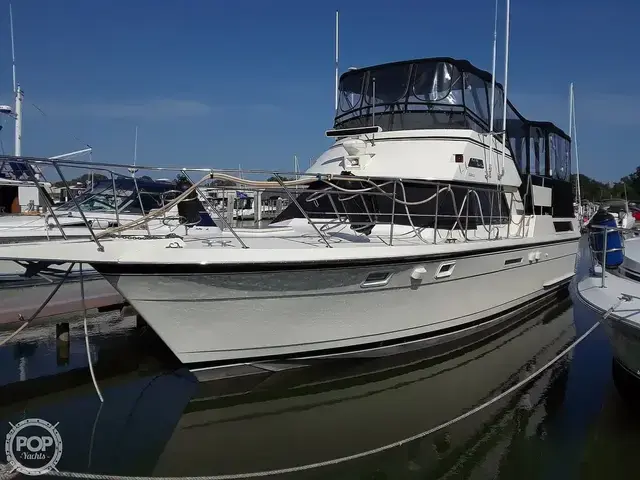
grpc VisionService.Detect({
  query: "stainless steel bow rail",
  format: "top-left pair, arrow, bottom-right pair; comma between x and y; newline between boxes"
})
0,155 -> 525,253
0,319 -> 601,480
585,224 -> 637,288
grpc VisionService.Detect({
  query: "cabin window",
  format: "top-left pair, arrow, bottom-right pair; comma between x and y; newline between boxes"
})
529,128 -> 545,176
413,62 -> 461,103
553,221 -> 574,232
271,180 -> 511,232
462,73 -> 489,125
549,133 -> 571,181
365,64 -> 412,106
338,71 -> 365,114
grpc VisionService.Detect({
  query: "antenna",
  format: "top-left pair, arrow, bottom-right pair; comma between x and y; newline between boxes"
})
9,3 -> 22,156
499,0 -> 511,178
487,0 -> 499,179
334,10 -> 339,111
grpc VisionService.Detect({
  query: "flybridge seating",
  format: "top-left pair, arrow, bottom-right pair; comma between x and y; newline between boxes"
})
333,57 -> 573,217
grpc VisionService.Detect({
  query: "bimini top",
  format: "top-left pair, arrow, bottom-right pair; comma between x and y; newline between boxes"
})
335,57 -> 571,181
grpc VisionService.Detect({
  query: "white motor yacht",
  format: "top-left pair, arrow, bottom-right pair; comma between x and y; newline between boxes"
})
0,57 -> 580,365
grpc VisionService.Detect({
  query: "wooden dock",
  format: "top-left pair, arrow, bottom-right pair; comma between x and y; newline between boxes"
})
0,278 -> 124,328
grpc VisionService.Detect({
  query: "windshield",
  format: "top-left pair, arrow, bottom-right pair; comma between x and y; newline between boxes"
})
55,180 -> 175,214
56,185 -> 134,213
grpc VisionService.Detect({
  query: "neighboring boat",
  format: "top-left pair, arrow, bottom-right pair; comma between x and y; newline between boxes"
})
586,198 -> 636,231
0,57 -> 580,366
0,176 -> 218,289
573,218 -> 640,381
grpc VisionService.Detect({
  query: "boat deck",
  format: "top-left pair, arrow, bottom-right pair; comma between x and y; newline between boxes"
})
0,222 -> 580,266
577,273 -> 640,325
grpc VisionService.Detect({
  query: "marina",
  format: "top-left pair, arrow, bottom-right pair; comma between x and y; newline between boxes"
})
0,0 -> 638,478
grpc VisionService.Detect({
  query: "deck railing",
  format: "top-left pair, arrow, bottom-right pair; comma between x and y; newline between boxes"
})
0,154 -> 526,251
585,224 -> 639,288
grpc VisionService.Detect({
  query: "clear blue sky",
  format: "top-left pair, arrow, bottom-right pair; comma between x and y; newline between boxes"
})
0,0 -> 637,181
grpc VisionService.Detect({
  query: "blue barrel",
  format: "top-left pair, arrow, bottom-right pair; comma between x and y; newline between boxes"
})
589,210 -> 624,268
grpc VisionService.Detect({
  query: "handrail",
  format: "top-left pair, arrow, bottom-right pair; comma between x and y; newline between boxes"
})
6,155 -> 523,252
585,224 -> 638,288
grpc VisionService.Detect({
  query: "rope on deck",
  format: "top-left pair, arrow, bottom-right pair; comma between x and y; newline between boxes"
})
0,319 -> 602,480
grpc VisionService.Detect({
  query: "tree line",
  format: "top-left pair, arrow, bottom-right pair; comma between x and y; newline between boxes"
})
574,167 -> 640,203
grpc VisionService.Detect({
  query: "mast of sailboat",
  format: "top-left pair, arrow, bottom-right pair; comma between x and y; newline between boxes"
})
334,11 -> 339,111
9,2 -> 22,157
128,126 -> 139,177
134,125 -> 138,166
487,0 -> 499,180
293,154 -> 300,191
499,0 -> 511,179
570,83 -> 582,212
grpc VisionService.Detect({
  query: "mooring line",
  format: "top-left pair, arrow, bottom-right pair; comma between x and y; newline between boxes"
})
0,319 -> 601,480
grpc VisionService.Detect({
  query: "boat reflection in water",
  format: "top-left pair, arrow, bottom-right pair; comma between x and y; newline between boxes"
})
161,294 -> 576,478
0,294 -> 579,478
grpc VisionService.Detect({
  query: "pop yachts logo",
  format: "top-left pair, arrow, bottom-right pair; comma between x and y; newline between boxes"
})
5,418 -> 63,476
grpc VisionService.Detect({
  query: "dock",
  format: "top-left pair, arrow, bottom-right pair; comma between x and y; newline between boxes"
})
0,277 -> 124,328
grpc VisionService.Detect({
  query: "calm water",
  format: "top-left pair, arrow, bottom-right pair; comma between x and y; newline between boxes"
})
1,293 -> 639,479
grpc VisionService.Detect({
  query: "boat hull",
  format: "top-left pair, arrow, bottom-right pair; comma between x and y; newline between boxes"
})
96,238 -> 578,364
572,234 -> 640,382
603,319 -> 640,380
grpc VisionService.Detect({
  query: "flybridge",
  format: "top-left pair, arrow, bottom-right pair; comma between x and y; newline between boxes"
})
332,57 -> 571,183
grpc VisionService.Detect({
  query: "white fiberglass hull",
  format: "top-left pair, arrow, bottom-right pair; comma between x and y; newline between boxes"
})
98,238 -> 578,364
605,321 -> 640,380
575,280 -> 640,380
572,230 -> 640,380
